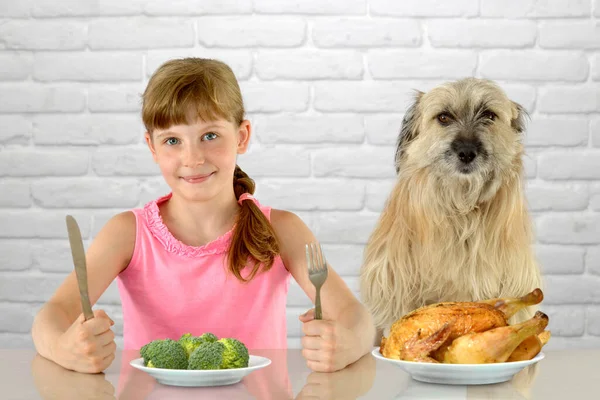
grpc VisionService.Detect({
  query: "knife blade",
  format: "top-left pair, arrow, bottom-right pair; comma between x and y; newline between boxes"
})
66,215 -> 94,321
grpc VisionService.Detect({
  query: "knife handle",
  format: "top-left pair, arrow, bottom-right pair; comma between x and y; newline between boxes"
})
80,293 -> 94,321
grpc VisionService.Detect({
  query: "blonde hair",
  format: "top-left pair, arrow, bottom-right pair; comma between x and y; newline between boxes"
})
142,58 -> 279,282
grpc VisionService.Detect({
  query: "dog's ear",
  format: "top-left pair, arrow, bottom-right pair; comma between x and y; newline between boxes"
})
395,90 -> 423,173
510,101 -> 528,134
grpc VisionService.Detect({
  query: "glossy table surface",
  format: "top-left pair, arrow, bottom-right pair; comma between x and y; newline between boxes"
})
2,347 -> 598,399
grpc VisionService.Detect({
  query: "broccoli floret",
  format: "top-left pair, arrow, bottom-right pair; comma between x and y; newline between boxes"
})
140,341 -> 154,361
178,333 -> 204,358
140,339 -> 165,364
141,338 -> 187,370
199,332 -> 218,343
218,338 -> 249,369
188,341 -> 225,370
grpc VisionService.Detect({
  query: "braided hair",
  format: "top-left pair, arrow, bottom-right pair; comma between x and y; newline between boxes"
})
228,165 -> 280,282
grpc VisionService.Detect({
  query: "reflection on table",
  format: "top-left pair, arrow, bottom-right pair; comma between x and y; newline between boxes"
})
22,347 -> 600,400
31,349 -> 376,400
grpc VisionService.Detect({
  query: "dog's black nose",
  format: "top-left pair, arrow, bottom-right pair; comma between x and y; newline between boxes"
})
452,139 -> 479,164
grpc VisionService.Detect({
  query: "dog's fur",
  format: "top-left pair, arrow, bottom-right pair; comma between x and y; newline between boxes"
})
360,78 -> 542,336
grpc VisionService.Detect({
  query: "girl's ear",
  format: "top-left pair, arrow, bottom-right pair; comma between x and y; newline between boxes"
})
237,120 -> 252,154
145,132 -> 158,162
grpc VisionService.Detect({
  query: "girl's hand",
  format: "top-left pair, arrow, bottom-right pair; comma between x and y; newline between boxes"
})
54,309 -> 116,373
298,308 -> 360,373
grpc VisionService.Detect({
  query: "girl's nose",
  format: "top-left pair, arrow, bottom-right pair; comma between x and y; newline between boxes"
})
182,144 -> 205,166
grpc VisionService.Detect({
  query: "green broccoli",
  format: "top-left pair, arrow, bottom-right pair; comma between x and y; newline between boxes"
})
178,333 -> 204,358
141,338 -> 188,370
218,338 -> 249,369
140,341 -> 154,361
199,332 -> 218,343
188,341 -> 225,370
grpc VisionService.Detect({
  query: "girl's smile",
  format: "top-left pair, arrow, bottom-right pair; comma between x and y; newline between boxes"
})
181,172 -> 215,184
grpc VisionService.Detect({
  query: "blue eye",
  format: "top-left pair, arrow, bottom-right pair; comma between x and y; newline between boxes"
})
203,132 -> 217,141
165,137 -> 179,145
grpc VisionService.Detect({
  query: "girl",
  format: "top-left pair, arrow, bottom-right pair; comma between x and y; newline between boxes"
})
31,58 -> 375,374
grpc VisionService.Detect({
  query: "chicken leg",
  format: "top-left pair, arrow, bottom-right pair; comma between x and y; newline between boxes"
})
538,330 -> 551,346
478,288 -> 543,320
441,311 -> 549,364
507,330 -> 551,362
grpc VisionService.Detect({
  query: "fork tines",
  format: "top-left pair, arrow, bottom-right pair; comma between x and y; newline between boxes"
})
306,242 -> 327,272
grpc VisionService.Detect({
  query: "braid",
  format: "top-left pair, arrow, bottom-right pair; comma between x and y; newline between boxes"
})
228,165 -> 280,282
233,166 -> 255,197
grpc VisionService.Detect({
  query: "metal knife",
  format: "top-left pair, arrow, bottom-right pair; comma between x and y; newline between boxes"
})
66,215 -> 94,321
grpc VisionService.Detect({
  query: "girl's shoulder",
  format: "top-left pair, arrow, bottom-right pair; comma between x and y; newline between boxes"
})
104,210 -> 137,233
92,211 -> 137,273
269,208 -> 307,233
269,208 -> 314,253
268,208 -> 319,277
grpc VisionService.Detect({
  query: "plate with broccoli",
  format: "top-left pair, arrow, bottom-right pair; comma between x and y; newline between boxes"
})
130,332 -> 271,387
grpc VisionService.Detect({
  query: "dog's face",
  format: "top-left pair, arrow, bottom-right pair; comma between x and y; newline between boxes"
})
395,78 -> 525,198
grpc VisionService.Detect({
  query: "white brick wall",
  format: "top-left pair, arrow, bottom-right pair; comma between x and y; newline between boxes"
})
1,0 -> 599,351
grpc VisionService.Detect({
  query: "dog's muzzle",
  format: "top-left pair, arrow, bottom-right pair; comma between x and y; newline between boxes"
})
450,138 -> 484,173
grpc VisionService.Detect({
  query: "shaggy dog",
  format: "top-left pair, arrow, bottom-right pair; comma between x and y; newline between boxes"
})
360,78 -> 542,337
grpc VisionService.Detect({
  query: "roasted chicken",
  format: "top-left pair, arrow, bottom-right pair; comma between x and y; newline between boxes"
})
380,288 -> 550,364
507,329 -> 551,362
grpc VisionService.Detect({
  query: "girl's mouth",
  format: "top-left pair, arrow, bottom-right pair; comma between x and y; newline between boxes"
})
181,172 -> 214,184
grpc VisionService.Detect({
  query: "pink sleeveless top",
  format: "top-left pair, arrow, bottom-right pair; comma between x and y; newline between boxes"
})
116,193 -> 291,350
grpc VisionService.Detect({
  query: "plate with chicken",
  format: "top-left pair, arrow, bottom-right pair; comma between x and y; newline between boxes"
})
371,289 -> 550,385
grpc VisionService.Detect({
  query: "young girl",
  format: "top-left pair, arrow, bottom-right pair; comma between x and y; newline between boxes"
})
31,58 -> 375,374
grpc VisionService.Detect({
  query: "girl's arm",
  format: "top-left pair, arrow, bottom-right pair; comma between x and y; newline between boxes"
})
270,209 -> 376,372
31,211 -> 136,372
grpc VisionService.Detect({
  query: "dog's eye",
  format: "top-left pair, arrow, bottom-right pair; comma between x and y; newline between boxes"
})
437,113 -> 451,125
483,111 -> 497,121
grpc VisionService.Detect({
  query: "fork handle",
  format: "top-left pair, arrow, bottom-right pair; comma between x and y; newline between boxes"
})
315,288 -> 322,320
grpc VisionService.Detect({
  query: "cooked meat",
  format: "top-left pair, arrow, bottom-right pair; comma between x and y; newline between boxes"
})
380,288 -> 549,364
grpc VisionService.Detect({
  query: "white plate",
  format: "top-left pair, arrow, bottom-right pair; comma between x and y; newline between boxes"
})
371,347 -> 544,385
129,355 -> 271,387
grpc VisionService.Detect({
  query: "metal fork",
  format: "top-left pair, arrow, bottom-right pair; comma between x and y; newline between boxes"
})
306,242 -> 328,320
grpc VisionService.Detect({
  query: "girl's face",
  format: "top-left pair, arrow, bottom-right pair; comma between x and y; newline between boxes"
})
145,118 -> 251,202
